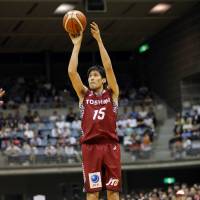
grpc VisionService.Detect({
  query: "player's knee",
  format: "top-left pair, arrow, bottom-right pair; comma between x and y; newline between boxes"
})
107,190 -> 119,200
86,192 -> 99,200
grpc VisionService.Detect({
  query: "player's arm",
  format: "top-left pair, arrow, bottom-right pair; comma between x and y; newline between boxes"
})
90,22 -> 119,101
68,33 -> 88,101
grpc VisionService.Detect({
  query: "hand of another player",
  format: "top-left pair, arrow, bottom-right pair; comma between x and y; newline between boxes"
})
69,32 -> 83,46
90,22 -> 101,42
0,88 -> 5,106
0,88 -> 5,98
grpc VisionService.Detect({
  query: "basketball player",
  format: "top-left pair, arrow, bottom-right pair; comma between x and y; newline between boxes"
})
68,22 -> 121,200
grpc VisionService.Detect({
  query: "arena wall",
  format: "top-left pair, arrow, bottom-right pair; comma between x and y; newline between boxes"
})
146,4 -> 200,110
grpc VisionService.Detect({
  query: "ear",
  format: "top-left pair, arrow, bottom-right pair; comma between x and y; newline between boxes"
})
102,78 -> 106,84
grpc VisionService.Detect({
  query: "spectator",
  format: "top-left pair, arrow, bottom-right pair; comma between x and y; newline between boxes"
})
64,144 -> 79,162
24,126 -> 35,139
176,190 -> 186,200
44,144 -> 57,157
33,111 -> 41,123
4,142 -> 22,157
49,111 -> 59,122
24,110 -> 33,123
66,107 -> 76,122
150,192 -> 159,200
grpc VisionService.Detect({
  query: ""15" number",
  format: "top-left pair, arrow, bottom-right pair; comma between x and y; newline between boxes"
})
93,107 -> 106,120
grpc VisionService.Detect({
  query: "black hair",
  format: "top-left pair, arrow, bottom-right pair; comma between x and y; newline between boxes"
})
87,65 -> 106,79
87,65 -> 107,89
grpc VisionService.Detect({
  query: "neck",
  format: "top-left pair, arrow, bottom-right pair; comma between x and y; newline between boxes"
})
93,87 -> 104,95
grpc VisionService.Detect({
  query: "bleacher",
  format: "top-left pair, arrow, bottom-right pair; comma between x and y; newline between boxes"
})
169,104 -> 200,159
0,79 -> 160,165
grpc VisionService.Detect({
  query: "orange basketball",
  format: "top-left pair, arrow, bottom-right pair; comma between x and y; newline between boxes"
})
63,10 -> 87,35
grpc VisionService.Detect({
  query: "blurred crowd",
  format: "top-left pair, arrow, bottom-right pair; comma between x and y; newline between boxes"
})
0,102 -> 156,165
169,105 -> 200,160
0,108 -> 80,165
119,86 -> 153,107
120,183 -> 200,200
0,77 -> 153,109
0,77 -> 157,164
0,77 -> 68,109
71,183 -> 200,200
118,104 -> 156,160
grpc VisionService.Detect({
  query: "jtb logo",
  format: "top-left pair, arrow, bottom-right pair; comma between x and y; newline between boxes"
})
106,178 -> 119,186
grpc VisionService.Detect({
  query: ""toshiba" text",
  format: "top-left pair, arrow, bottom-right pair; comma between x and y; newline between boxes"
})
86,98 -> 111,105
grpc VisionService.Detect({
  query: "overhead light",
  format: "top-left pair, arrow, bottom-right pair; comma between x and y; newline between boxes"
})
54,3 -> 75,14
150,3 -> 171,14
139,44 -> 150,53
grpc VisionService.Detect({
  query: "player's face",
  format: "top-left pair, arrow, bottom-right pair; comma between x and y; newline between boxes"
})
88,70 -> 106,90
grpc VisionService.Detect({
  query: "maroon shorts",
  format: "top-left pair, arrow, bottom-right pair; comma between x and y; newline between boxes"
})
81,143 -> 121,193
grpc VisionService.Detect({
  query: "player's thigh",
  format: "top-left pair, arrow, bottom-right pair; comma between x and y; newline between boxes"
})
81,144 -> 104,192
103,143 -> 121,191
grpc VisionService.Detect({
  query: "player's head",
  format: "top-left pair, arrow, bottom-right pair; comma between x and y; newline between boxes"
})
87,65 -> 107,91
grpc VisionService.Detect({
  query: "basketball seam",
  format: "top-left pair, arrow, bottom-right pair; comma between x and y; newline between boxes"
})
71,13 -> 77,34
64,16 -> 70,31
73,11 -> 84,31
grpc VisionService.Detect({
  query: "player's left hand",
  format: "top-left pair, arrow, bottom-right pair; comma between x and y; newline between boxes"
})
90,22 -> 101,42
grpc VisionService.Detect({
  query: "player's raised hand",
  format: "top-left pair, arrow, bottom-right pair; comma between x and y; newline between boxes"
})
90,22 -> 101,42
0,88 -> 5,98
69,31 -> 83,46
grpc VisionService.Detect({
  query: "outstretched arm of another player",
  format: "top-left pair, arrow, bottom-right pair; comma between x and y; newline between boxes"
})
90,22 -> 119,101
68,32 -> 88,100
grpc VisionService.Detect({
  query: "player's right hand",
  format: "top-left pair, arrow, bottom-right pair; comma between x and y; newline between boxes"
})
69,32 -> 83,46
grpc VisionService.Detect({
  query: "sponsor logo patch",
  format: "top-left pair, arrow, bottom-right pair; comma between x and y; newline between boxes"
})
106,178 -> 119,187
89,172 -> 102,189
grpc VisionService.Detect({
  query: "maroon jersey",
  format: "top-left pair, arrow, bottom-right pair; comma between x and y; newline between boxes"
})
80,89 -> 119,144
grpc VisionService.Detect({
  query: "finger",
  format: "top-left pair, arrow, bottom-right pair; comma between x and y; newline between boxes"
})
90,27 -> 98,32
90,23 -> 98,30
90,24 -> 99,30
90,27 -> 95,32
71,34 -> 77,38
90,30 -> 97,35
69,32 -> 77,38
74,33 -> 79,37
92,21 -> 98,27
68,33 -> 73,40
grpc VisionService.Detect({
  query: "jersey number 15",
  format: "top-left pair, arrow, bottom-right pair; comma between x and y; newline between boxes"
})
93,107 -> 106,120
